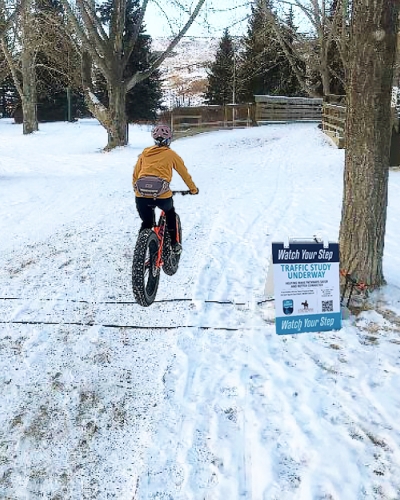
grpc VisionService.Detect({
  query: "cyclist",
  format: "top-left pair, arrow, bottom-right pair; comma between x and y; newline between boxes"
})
133,124 -> 199,254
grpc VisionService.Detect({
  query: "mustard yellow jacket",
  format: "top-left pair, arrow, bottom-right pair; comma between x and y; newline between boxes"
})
133,145 -> 197,199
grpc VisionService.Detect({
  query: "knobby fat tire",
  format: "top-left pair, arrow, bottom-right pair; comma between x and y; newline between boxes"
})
132,229 -> 160,307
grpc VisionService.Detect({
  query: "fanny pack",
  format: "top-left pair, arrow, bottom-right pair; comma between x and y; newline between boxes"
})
135,176 -> 170,198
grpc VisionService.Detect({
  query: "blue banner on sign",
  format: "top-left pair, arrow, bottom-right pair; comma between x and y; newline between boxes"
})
272,242 -> 339,264
276,312 -> 342,335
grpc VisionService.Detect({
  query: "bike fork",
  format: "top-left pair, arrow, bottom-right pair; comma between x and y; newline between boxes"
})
154,222 -> 166,268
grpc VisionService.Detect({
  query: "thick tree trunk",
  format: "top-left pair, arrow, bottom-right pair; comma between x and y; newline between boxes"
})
81,51 -> 127,150
339,0 -> 399,288
106,82 -> 127,150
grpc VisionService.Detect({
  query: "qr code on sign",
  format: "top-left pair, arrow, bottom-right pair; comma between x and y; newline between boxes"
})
322,300 -> 333,312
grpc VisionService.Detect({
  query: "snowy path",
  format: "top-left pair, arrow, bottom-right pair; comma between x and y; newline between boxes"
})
2,120 -> 400,499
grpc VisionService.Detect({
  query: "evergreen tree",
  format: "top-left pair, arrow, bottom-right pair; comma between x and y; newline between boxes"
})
0,73 -> 19,118
0,46 -> 18,117
238,0 -> 303,101
97,0 -> 164,122
279,7 -> 306,96
204,28 -> 235,105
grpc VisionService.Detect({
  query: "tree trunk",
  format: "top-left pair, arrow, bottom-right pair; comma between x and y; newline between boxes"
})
320,58 -> 331,97
338,0 -> 399,288
21,55 -> 38,134
106,82 -> 127,150
21,0 -> 38,134
81,50 -> 127,150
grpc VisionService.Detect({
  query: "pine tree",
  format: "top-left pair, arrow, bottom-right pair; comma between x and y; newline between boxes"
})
279,7 -> 305,96
204,28 -> 235,105
238,0 -> 303,101
0,73 -> 19,118
97,0 -> 164,122
0,43 -> 19,117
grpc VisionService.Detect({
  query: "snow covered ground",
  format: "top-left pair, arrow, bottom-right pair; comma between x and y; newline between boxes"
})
1,118 -> 400,499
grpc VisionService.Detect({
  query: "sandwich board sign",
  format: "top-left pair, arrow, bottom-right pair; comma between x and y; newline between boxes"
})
272,239 -> 341,335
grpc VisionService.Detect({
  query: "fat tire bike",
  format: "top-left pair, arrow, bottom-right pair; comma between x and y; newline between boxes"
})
132,190 -> 191,307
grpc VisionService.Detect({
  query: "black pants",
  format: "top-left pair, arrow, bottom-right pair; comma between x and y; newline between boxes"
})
135,196 -> 178,243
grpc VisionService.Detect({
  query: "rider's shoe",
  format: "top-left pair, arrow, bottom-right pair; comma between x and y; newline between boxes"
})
172,242 -> 182,255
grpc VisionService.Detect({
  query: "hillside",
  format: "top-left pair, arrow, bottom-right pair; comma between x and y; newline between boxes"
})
152,37 -> 219,107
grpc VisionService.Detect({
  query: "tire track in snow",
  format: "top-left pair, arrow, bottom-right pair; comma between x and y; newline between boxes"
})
191,135 -> 298,304
136,326 -> 252,499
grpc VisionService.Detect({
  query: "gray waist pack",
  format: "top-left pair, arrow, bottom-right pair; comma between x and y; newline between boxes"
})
135,176 -> 170,198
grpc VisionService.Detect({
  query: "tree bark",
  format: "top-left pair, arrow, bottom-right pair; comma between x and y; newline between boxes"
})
21,52 -> 38,134
339,0 -> 399,288
21,0 -> 38,134
106,81 -> 127,149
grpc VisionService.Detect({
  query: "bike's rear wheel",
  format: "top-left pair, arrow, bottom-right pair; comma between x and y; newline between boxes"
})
162,213 -> 182,276
132,229 -> 160,306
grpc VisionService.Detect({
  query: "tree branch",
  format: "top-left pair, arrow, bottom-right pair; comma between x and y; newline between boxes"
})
76,0 -> 109,59
262,4 -> 319,96
0,36 -> 23,98
59,0 -> 110,76
126,0 -> 206,91
122,0 -> 149,68
80,0 -> 110,45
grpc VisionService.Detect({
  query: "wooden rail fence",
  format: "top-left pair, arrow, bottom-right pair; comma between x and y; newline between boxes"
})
160,104 -> 255,136
254,95 -> 323,123
160,96 -> 324,137
322,96 -> 346,148
321,92 -> 400,162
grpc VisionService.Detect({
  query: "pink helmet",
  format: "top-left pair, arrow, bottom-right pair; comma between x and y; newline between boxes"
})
152,124 -> 172,144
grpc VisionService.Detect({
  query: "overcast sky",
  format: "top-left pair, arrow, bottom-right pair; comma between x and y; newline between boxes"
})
144,0 -> 251,38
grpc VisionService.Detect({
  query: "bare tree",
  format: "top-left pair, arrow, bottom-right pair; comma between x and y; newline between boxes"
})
0,0 -> 39,133
20,0 -> 38,132
60,0 -> 207,150
34,2 -> 82,121
262,0 -> 349,96
339,0 -> 399,289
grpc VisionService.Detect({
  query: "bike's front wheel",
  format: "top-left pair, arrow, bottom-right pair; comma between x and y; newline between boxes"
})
132,229 -> 160,306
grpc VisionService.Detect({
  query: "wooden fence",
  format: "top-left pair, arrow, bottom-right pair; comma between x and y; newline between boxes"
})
254,95 -> 323,123
322,95 -> 346,148
160,104 -> 256,136
321,92 -> 400,156
159,97 -> 324,137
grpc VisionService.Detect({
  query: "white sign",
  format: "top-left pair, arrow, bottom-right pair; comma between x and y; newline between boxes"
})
272,240 -> 341,335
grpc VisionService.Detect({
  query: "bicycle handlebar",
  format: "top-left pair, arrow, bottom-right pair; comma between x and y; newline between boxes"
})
172,190 -> 192,196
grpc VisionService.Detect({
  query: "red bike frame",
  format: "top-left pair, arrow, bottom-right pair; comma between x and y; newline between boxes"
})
152,190 -> 190,268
